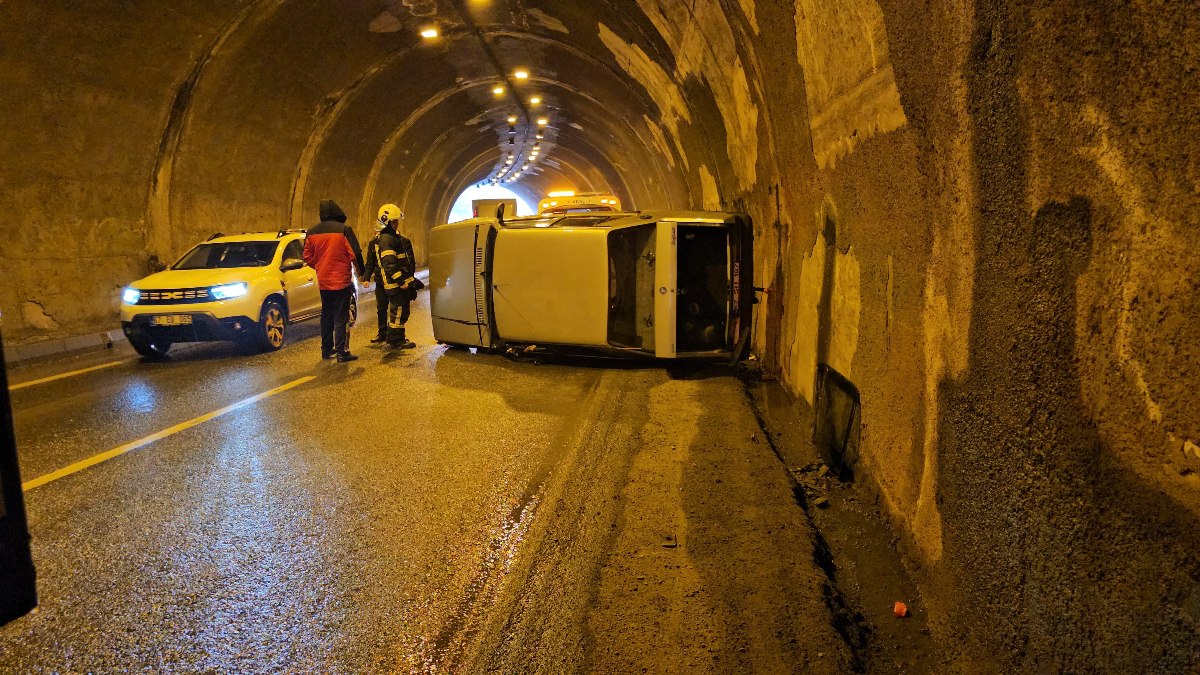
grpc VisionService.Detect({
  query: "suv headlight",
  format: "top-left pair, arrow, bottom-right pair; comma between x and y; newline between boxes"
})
122,288 -> 141,305
210,282 -> 249,300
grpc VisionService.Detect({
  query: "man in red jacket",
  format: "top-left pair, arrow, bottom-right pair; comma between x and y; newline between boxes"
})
303,199 -> 365,362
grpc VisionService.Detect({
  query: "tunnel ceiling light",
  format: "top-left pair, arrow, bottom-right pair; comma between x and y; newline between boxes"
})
506,115 -> 517,124
535,133 -> 544,140
530,96 -> 541,105
505,159 -> 513,164
513,69 -> 529,80
548,190 -> 575,197
420,27 -> 439,39
522,164 -> 529,170
493,85 -> 505,95
536,118 -> 549,126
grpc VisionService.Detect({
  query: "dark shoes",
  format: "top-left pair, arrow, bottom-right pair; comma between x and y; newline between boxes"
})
370,335 -> 386,343
321,350 -> 336,359
388,340 -> 417,350
336,352 -> 359,362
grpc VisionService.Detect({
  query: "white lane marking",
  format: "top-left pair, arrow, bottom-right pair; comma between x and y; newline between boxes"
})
8,359 -> 130,392
21,375 -> 316,491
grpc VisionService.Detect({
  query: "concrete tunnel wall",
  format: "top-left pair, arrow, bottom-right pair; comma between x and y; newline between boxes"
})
0,0 -> 1197,668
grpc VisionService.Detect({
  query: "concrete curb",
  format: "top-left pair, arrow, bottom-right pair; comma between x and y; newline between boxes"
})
3,329 -> 127,366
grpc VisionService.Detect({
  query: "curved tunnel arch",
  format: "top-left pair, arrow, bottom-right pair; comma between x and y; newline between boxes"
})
197,18 -> 700,242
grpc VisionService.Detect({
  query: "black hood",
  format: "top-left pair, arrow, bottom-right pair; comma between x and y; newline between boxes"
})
319,199 -> 347,223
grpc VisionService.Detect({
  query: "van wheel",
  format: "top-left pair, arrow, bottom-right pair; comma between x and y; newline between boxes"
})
130,336 -> 172,359
253,299 -> 287,351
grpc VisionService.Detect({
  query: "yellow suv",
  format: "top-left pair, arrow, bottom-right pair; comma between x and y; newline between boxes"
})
120,231 -> 356,358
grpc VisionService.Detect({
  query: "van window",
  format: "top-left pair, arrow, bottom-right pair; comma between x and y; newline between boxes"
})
607,225 -> 656,349
677,226 -> 729,351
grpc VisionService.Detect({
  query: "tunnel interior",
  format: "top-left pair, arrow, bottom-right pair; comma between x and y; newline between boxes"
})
1,0 -> 1198,668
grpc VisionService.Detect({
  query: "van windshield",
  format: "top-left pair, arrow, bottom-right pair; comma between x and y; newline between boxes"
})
607,225 -> 656,350
174,242 -> 279,269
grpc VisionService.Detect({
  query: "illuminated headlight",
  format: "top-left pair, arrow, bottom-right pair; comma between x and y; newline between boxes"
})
210,282 -> 248,300
122,288 -> 141,305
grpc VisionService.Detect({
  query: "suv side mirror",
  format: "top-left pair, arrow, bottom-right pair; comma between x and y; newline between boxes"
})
280,258 -> 305,272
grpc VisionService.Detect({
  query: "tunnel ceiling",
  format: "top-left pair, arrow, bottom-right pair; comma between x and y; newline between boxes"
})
110,0 -> 744,262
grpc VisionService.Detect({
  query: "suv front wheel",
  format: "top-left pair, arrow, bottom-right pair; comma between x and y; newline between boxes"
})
129,335 -> 172,359
251,299 -> 287,352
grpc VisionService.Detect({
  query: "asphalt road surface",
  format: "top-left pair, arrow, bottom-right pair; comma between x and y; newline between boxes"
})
0,290 -> 852,673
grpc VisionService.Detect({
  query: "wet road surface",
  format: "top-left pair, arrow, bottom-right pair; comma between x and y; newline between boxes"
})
1,291 -> 854,672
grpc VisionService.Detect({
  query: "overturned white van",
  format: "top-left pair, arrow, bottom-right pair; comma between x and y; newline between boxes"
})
428,210 -> 754,360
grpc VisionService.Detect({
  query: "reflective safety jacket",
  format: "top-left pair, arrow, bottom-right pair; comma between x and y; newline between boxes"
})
363,233 -> 385,283
372,226 -> 419,298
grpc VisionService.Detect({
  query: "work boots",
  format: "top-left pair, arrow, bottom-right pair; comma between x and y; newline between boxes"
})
387,327 -> 416,350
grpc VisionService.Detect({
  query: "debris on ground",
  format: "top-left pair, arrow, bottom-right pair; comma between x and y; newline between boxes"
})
789,461 -> 834,508
893,601 -> 909,618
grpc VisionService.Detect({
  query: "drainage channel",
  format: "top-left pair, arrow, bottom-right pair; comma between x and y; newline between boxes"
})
742,375 -> 942,673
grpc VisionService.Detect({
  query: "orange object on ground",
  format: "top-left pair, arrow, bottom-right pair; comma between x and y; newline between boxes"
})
893,601 -> 909,618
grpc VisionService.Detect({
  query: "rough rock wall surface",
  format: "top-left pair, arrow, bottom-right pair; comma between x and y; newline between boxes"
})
620,0 -> 1200,668
0,1 -> 249,337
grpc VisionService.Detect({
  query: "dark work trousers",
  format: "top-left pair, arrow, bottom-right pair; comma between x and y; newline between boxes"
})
319,286 -> 354,355
374,284 -> 389,338
386,292 -> 412,342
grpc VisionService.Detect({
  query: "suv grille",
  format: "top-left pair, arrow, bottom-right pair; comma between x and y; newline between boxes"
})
137,288 -> 212,305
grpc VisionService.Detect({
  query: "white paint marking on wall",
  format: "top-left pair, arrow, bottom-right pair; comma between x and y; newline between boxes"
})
642,115 -> 680,169
527,8 -> 569,34
598,23 -> 692,174
785,230 -> 861,404
698,165 -> 721,210
738,0 -> 761,34
634,0 -> 759,191
793,0 -> 907,169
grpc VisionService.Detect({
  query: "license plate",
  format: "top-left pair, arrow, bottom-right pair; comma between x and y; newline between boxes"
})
151,315 -> 193,326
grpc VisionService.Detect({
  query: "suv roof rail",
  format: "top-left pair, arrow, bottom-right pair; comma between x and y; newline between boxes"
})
206,232 -> 224,241
276,228 -> 307,238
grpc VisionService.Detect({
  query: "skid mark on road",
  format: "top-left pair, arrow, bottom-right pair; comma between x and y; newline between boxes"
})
22,375 -> 315,491
417,374 -> 605,673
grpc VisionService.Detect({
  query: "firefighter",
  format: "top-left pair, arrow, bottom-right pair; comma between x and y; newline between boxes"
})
362,218 -> 390,343
373,204 -> 423,349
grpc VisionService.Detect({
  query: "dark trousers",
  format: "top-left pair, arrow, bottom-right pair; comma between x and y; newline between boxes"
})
386,292 -> 412,343
319,286 -> 354,355
374,285 -> 389,337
